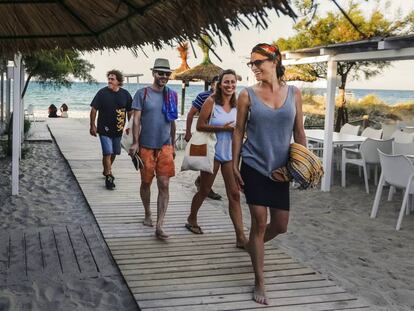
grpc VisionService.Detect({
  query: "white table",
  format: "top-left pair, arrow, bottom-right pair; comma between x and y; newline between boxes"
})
305,129 -> 366,146
305,129 -> 367,190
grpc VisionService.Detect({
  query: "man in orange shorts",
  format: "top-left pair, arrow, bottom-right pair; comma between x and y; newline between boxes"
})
129,58 -> 177,240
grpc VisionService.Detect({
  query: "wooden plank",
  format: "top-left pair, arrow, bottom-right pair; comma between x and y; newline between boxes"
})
39,227 -> 63,278
7,230 -> 27,284
79,225 -> 118,276
66,225 -> 98,277
53,226 -> 81,276
25,230 -> 44,279
139,286 -> 346,308
0,230 -> 8,284
135,279 -> 335,300
142,293 -> 359,311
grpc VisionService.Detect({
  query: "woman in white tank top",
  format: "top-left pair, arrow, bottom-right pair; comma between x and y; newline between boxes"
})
185,69 -> 247,249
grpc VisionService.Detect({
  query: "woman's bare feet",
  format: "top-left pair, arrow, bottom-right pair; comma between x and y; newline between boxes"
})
155,228 -> 169,240
143,216 -> 153,227
236,238 -> 248,250
253,285 -> 269,305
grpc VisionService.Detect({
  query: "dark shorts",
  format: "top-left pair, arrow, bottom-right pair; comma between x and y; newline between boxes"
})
99,135 -> 122,156
240,162 -> 290,211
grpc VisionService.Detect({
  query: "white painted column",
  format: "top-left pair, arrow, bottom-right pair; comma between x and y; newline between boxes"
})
6,61 -> 13,123
321,59 -> 337,192
12,53 -> 22,196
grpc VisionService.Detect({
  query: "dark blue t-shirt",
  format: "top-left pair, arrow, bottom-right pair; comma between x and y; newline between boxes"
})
90,87 -> 132,137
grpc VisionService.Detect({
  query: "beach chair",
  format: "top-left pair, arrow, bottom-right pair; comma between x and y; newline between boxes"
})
340,123 -> 360,135
334,123 -> 361,170
361,127 -> 383,139
25,104 -> 35,121
370,151 -> 414,230
341,138 -> 393,194
391,130 -> 414,143
175,117 -> 186,150
380,122 -> 398,140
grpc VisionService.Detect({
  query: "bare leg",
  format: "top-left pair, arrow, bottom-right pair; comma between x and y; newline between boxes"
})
155,175 -> 170,238
102,155 -> 112,176
140,181 -> 153,226
220,161 -> 247,247
187,161 -> 220,227
264,209 -> 289,243
246,204 -> 269,305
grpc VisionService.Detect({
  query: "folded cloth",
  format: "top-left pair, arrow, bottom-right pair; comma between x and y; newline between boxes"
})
132,153 -> 144,170
162,87 -> 178,122
271,143 -> 324,189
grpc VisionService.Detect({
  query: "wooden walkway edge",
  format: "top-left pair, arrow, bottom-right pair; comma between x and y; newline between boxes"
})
48,118 -> 371,311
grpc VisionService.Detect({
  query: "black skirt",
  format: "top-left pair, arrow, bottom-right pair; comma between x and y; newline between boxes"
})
240,162 -> 290,211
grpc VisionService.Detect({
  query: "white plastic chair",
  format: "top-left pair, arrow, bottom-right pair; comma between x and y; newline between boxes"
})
339,123 -> 360,135
25,104 -> 35,121
380,122 -> 398,140
361,127 -> 383,139
370,151 -> 414,230
341,138 -> 393,193
393,142 -> 414,156
391,130 -> 414,143
175,118 -> 187,149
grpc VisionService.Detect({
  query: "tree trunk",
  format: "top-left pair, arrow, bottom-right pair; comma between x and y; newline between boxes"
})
335,78 -> 348,132
21,73 -> 32,99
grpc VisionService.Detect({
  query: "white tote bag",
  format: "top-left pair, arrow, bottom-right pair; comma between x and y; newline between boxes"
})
121,118 -> 133,152
181,105 -> 216,173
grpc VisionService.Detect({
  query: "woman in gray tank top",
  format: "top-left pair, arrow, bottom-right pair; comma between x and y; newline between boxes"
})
233,43 -> 307,305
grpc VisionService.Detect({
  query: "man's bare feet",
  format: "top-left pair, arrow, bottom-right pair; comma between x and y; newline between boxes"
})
236,238 -> 248,250
253,286 -> 269,305
143,216 -> 153,227
155,228 -> 169,240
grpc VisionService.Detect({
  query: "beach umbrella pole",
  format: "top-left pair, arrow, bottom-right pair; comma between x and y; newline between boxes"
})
181,81 -> 186,116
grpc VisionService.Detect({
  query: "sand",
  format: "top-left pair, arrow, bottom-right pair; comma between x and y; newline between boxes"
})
0,142 -> 138,311
174,150 -> 414,311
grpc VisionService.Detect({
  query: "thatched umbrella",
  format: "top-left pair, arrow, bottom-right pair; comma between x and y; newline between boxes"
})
170,42 -> 192,115
0,1 -> 296,56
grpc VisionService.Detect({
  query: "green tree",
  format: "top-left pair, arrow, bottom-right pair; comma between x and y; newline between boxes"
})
22,49 -> 95,98
276,1 -> 413,130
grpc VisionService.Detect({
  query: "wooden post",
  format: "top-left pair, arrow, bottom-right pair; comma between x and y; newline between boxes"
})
204,80 -> 209,91
321,59 -> 337,192
12,53 -> 22,195
181,81 -> 186,116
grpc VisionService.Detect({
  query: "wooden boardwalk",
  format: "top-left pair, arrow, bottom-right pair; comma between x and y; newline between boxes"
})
48,118 -> 370,311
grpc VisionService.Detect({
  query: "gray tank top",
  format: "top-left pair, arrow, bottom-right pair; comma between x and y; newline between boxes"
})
241,85 -> 296,177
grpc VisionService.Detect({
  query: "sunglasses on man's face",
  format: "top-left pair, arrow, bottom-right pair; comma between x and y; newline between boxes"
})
156,71 -> 171,77
247,59 -> 270,68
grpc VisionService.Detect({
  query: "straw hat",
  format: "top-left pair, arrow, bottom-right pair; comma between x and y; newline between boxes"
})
151,58 -> 172,73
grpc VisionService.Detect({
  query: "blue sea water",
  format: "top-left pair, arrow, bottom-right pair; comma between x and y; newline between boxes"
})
24,82 -> 413,117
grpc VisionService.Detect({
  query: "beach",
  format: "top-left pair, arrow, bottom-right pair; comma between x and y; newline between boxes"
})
0,139 -> 138,311
0,119 -> 413,310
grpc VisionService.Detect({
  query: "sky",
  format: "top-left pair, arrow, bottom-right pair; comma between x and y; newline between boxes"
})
83,0 -> 414,90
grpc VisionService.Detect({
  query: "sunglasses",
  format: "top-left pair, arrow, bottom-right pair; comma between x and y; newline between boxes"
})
155,71 -> 171,77
247,59 -> 270,68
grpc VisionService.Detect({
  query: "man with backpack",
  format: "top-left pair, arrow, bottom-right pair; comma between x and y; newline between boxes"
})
129,58 -> 178,240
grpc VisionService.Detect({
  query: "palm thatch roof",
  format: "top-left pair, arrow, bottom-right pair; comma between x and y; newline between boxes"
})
170,42 -> 191,80
175,62 -> 223,82
0,1 -> 296,56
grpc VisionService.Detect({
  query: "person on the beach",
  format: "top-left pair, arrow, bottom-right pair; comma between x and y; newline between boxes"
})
232,43 -> 306,305
185,69 -> 247,248
90,69 -> 132,190
128,58 -> 178,240
60,103 -> 69,118
48,104 -> 59,118
185,75 -> 221,201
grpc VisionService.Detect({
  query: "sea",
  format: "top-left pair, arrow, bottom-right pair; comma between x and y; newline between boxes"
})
22,82 -> 414,118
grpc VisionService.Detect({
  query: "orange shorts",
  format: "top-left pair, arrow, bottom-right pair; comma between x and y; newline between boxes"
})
139,145 -> 175,183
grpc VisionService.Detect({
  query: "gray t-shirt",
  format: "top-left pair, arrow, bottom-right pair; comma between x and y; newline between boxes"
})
131,87 -> 172,149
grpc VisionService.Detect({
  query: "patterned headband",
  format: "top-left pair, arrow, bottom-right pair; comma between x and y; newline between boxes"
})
254,44 -> 280,61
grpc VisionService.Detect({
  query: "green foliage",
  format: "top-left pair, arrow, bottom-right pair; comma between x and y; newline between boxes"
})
276,1 -> 414,87
22,49 -> 96,98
